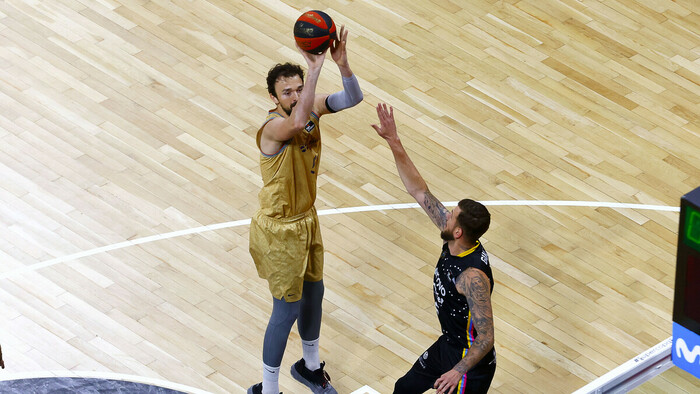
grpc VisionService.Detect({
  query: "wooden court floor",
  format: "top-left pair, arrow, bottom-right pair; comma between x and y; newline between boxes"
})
0,0 -> 699,392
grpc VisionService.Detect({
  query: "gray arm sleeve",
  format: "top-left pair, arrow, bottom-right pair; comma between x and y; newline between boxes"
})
325,74 -> 363,113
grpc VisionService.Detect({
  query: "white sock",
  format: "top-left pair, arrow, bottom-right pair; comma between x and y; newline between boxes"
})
302,338 -> 320,371
262,363 -> 280,394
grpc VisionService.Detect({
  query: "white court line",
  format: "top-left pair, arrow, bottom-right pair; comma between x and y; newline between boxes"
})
0,370 -> 213,394
350,385 -> 382,394
0,201 -> 678,281
0,219 -> 250,281
0,200 -> 681,392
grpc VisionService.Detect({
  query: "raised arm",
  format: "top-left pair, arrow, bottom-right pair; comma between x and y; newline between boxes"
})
434,268 -> 495,394
261,45 -> 326,151
372,103 -> 449,230
316,25 -> 363,116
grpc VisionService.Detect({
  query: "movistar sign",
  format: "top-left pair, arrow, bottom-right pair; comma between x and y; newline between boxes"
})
673,322 -> 700,378
676,338 -> 700,363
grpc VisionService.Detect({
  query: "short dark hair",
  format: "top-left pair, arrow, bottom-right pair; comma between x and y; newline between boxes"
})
457,199 -> 490,242
266,63 -> 304,98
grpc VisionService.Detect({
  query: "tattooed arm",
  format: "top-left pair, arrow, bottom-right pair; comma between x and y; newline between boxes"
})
455,267 -> 495,370
434,267 -> 495,394
372,103 -> 449,230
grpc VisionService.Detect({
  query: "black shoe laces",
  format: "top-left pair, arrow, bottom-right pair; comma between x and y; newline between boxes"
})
310,361 -> 331,388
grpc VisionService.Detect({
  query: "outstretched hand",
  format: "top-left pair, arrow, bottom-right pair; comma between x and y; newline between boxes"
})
330,25 -> 349,66
371,103 -> 398,142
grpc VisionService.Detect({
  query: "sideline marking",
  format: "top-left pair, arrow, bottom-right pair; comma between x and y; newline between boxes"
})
350,385 -> 382,394
0,201 -> 678,281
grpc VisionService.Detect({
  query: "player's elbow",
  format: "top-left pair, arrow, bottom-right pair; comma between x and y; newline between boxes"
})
354,90 -> 364,105
408,188 -> 425,201
482,327 -> 495,349
408,184 -> 429,202
344,89 -> 363,108
291,118 -> 308,131
274,123 -> 304,141
485,332 -> 495,348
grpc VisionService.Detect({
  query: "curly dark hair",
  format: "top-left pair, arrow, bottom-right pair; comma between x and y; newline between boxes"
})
456,199 -> 491,242
266,63 -> 305,98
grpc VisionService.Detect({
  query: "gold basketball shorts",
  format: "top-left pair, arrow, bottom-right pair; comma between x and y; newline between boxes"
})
249,207 -> 324,302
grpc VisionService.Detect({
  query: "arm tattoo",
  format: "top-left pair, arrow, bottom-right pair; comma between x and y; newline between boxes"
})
422,190 -> 449,230
454,269 -> 494,374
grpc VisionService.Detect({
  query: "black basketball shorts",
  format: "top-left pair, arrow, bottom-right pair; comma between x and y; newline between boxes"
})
393,335 -> 496,394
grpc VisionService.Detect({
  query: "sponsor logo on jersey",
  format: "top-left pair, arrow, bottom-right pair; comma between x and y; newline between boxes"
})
305,120 -> 315,132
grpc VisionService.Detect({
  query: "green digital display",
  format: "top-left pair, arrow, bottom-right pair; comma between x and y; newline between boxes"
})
675,188 -> 700,335
685,205 -> 700,251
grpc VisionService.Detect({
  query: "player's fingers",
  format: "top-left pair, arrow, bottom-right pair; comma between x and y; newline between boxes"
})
382,105 -> 391,121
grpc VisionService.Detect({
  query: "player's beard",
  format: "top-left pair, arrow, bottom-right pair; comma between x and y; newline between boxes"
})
440,228 -> 454,241
282,101 -> 297,116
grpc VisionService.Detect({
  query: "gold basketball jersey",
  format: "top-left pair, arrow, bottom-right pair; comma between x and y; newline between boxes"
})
256,111 -> 322,218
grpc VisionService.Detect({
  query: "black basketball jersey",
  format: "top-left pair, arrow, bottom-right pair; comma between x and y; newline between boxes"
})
433,241 -> 496,366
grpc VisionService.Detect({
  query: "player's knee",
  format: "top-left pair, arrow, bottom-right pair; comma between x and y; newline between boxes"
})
303,279 -> 324,300
270,300 -> 301,329
284,309 -> 300,327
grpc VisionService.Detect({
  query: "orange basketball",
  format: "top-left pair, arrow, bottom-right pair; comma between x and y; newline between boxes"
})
293,10 -> 337,55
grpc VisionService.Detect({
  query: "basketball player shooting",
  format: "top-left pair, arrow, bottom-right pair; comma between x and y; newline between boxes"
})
247,21 -> 363,394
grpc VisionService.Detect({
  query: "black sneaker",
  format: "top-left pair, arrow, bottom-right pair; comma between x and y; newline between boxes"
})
290,359 -> 337,394
247,382 -> 282,394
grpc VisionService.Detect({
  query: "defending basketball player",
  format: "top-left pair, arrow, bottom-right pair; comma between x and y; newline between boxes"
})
372,103 -> 497,394
247,24 -> 362,394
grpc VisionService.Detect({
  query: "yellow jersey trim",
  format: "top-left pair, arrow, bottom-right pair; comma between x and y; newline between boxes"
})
456,240 -> 480,258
